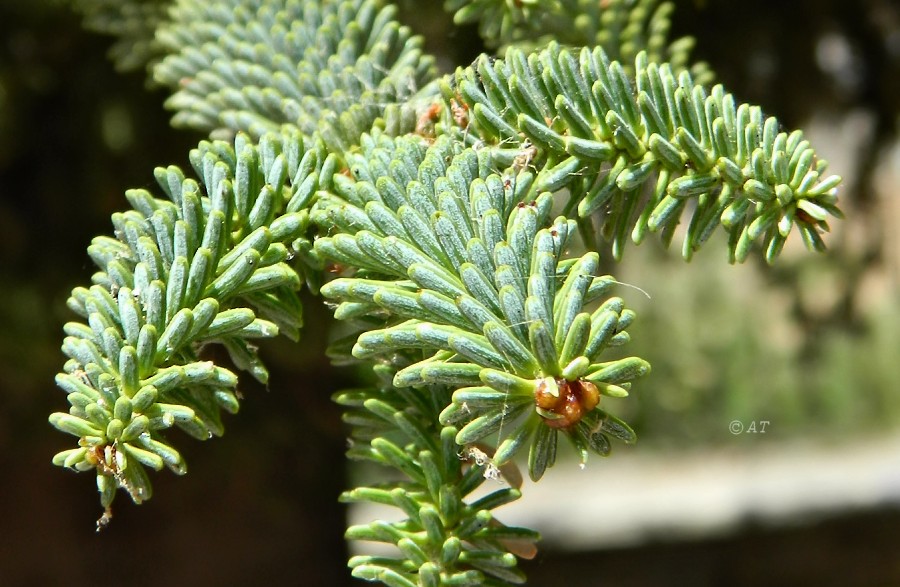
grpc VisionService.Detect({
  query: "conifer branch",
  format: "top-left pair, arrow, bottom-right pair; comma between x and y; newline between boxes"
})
53,1 -> 847,583
337,378 -> 539,585
444,0 -> 709,82
441,43 -> 842,262
153,0 -> 438,151
315,133 -> 648,482
50,129 -> 325,527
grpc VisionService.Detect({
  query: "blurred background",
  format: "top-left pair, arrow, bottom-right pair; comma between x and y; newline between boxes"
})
0,0 -> 898,585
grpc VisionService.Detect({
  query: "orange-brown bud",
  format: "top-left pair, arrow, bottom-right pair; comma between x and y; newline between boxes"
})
534,378 -> 561,410
535,378 -> 601,429
580,380 -> 600,412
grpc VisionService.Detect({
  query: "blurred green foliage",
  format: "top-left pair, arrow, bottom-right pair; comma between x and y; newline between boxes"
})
612,234 -> 900,447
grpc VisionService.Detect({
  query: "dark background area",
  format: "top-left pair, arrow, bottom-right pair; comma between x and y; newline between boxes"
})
0,0 -> 898,585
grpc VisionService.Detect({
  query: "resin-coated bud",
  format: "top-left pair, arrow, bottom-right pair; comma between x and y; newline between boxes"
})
534,377 -> 600,429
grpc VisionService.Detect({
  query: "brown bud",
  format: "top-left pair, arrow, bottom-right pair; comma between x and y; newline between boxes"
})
535,378 -> 601,429
534,378 -> 561,409
579,380 -> 600,412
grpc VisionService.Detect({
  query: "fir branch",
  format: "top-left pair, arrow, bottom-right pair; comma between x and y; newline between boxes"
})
445,0 -> 709,81
442,43 -> 843,263
337,377 -> 538,586
314,133 -> 648,482
153,0 -> 438,151
444,0 -> 559,48
52,1 -> 848,584
50,129 -> 326,527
